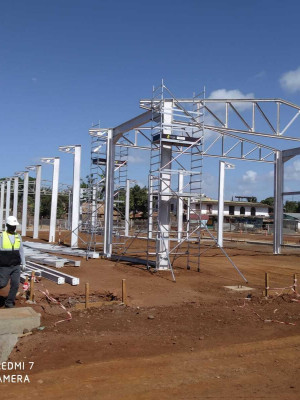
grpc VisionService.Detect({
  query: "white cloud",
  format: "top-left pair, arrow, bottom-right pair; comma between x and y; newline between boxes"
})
208,88 -> 254,111
280,66 -> 300,93
242,170 -> 257,184
127,155 -> 145,164
285,159 -> 300,180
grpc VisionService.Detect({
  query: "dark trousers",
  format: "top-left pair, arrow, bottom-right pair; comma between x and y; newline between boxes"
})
0,265 -> 21,306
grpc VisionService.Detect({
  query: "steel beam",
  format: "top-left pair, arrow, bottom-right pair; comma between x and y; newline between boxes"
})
104,129 -> 115,257
21,172 -> 29,236
113,110 -> 159,142
282,146 -> 300,162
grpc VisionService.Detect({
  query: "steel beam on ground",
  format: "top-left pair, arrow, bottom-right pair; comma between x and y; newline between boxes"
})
27,261 -> 79,285
104,129 -> 115,257
13,177 -> 18,218
25,262 -> 65,284
21,172 -> 29,237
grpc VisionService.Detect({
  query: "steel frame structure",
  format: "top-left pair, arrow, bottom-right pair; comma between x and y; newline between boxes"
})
85,83 -> 300,274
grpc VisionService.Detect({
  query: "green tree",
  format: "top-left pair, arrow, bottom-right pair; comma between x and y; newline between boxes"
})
261,197 -> 274,206
284,201 -> 300,213
40,193 -> 69,218
130,185 -> 148,218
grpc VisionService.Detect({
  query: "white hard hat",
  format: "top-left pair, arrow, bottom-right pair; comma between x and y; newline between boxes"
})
6,216 -> 19,226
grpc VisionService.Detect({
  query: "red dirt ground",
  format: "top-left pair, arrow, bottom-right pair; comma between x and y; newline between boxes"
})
1,231 -> 300,399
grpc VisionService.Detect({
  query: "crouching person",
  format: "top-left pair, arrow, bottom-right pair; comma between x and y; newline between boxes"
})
0,216 -> 26,308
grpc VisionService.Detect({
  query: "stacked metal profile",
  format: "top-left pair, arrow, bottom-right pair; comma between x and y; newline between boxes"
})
22,261 -> 79,285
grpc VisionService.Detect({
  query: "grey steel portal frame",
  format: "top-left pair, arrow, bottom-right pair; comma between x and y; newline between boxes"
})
92,84 -> 300,269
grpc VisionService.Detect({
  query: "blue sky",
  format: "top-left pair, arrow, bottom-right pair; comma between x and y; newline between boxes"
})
1,0 -> 300,201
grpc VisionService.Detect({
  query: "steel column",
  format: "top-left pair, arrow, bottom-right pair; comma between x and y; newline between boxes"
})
125,179 -> 130,237
71,146 -> 81,248
148,175 -> 153,239
177,171 -> 184,242
157,100 -> 173,270
49,158 -> 60,243
13,177 -> 19,218
5,179 -> 11,220
217,161 -> 225,247
273,151 -> 283,254
186,197 -> 191,239
21,172 -> 29,236
103,129 -> 115,257
33,166 -> 41,239
91,185 -> 97,230
0,182 -> 5,229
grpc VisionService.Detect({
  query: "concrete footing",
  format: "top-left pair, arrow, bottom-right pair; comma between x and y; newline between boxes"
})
0,307 -> 40,362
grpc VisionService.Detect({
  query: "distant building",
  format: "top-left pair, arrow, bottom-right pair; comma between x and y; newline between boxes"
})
190,197 -> 271,217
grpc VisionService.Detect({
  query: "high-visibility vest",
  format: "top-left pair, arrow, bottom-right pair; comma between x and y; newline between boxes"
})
1,231 -> 21,250
0,231 -> 21,267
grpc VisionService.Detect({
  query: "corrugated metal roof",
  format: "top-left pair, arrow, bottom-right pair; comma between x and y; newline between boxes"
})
283,213 -> 300,220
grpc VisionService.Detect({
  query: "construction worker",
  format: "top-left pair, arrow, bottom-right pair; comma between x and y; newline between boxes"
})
0,216 -> 25,308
